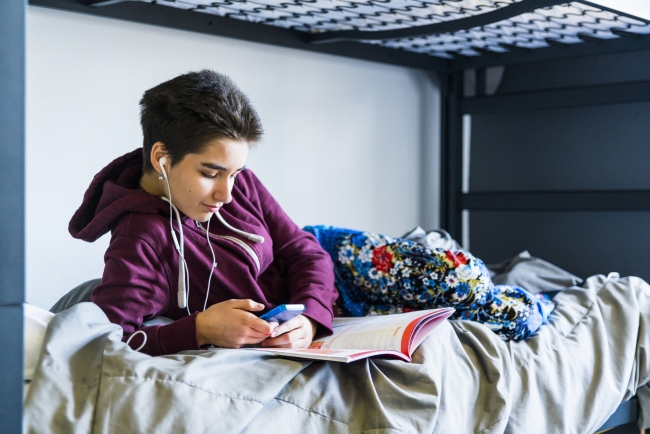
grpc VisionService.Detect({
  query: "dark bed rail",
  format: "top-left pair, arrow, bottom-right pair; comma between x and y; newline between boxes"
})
461,191 -> 650,211
0,0 -> 25,432
461,80 -> 650,114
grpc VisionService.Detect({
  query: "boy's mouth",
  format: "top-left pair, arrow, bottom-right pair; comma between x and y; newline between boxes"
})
202,203 -> 221,212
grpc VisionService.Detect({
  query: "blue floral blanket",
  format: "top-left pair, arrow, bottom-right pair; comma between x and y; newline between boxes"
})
305,225 -> 554,341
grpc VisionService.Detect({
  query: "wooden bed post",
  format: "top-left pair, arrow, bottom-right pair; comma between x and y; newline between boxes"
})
439,71 -> 464,243
0,0 -> 25,432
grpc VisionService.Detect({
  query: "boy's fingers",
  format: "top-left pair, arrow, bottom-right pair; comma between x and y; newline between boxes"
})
245,329 -> 272,340
235,333 -> 273,347
270,317 -> 301,338
262,334 -> 289,347
264,328 -> 305,347
238,324 -> 276,342
249,318 -> 277,335
263,332 -> 308,348
230,299 -> 265,311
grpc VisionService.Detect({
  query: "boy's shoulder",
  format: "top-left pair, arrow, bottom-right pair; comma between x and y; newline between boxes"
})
232,168 -> 261,198
111,210 -> 170,247
236,168 -> 260,185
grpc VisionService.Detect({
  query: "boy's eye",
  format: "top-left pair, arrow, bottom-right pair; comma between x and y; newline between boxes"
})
201,171 -> 240,179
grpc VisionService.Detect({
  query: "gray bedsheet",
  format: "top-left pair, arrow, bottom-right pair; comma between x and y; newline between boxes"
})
487,251 -> 583,294
25,274 -> 650,433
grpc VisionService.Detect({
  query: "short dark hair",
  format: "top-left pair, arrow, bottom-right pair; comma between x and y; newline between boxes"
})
139,70 -> 263,172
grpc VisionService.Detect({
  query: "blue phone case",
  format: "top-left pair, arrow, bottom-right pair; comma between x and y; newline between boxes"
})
259,304 -> 305,324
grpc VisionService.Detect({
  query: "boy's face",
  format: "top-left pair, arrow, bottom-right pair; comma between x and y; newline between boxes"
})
165,138 -> 249,222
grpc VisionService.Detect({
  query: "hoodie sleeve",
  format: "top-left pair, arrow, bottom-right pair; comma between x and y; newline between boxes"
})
248,173 -> 339,338
91,233 -> 202,356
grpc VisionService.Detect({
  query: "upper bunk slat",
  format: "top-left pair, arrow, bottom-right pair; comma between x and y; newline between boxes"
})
307,0 -> 562,43
29,0 -> 650,70
450,33 -> 650,69
124,0 -> 650,60
31,0 -> 449,70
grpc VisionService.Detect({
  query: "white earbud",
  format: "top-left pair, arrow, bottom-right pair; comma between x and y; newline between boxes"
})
159,156 -> 168,180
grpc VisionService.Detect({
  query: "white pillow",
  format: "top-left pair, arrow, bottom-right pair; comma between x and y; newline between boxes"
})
24,303 -> 54,381
23,304 -> 173,381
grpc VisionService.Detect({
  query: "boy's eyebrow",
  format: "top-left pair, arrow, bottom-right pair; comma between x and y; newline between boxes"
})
201,162 -> 246,171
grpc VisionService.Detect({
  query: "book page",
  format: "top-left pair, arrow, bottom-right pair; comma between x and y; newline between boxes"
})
408,313 -> 451,352
254,348 -> 410,363
246,308 -> 454,363
313,310 -> 440,352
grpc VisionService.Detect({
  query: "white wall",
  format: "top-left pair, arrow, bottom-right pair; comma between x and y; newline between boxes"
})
26,6 -> 440,309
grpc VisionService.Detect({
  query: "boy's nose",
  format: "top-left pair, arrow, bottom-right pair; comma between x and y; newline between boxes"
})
213,181 -> 233,204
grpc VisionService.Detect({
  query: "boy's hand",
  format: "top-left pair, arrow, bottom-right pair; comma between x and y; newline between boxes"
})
196,299 -> 277,348
260,315 -> 317,349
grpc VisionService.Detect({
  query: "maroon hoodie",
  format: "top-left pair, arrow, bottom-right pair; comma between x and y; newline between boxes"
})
69,149 -> 338,356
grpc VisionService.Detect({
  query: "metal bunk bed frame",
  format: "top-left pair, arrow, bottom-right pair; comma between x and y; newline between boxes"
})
3,0 -> 650,431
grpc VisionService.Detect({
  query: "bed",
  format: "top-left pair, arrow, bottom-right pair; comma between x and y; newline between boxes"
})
4,0 -> 650,432
21,255 -> 650,433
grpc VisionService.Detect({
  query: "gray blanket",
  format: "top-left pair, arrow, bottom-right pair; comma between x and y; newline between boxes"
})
25,274 -> 650,433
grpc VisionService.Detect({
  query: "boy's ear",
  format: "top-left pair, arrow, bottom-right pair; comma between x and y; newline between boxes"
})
150,142 -> 168,172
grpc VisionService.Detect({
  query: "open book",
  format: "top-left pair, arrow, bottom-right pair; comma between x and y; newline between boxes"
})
251,307 -> 454,363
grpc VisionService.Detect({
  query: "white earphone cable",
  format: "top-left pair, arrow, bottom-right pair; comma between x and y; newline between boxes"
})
160,159 -> 191,315
168,200 -> 191,316
182,241 -> 191,315
214,211 -> 265,243
126,330 -> 148,352
203,217 -> 218,311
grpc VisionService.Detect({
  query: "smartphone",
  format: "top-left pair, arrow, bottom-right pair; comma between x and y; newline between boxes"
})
259,304 -> 305,324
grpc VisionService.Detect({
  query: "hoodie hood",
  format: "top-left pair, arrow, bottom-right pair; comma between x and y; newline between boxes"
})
69,149 -> 168,242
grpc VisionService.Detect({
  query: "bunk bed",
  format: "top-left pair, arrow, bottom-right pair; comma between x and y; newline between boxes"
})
3,0 -> 650,432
